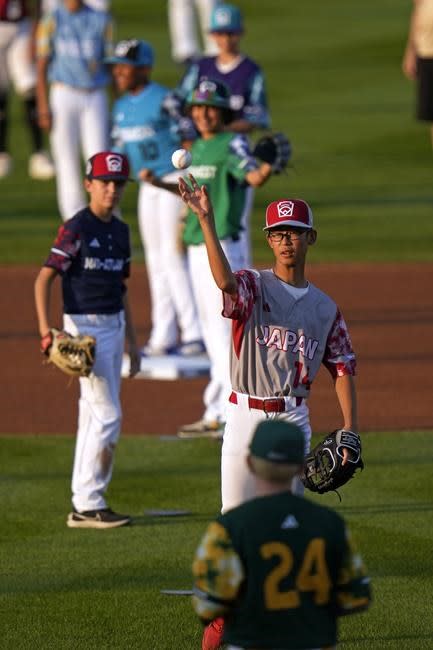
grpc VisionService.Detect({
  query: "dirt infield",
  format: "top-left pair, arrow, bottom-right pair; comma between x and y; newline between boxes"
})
2,263 -> 432,435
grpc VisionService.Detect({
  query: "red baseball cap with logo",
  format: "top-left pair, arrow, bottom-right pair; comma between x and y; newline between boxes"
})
263,199 -> 313,231
85,151 -> 132,181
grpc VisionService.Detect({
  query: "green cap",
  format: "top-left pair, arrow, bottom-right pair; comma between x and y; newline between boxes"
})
249,420 -> 305,464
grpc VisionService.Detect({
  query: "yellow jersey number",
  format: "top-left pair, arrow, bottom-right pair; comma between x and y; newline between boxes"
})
261,538 -> 331,610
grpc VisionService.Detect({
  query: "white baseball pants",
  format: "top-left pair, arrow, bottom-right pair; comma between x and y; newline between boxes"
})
138,177 -> 201,350
0,19 -> 36,95
221,393 -> 312,513
50,84 -> 109,221
168,0 -> 219,63
63,312 -> 124,513
187,238 -> 246,423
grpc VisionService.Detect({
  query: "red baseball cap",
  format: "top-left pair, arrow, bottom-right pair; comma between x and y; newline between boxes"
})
85,151 -> 132,181
263,199 -> 313,231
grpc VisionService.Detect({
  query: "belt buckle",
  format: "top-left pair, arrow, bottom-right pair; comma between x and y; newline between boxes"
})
263,397 -> 283,413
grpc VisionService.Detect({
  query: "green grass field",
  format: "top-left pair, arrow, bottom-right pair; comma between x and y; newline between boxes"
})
1,0 -> 433,264
2,431 -> 433,649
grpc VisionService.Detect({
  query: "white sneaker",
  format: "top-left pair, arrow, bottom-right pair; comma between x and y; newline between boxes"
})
0,152 -> 12,178
142,343 -> 176,356
178,339 -> 206,356
28,150 -> 55,180
177,419 -> 224,439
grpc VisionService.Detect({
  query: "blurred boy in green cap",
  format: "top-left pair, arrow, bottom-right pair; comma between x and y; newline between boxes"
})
192,420 -> 371,650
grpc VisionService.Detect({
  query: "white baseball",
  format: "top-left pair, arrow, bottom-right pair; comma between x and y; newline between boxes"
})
171,148 -> 192,170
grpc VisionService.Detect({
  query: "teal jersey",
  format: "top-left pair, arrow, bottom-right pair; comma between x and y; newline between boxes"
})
183,132 -> 257,246
111,82 -> 181,179
192,493 -> 371,649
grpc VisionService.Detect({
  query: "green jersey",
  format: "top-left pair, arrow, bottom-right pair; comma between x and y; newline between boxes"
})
192,493 -> 371,649
183,132 -> 257,246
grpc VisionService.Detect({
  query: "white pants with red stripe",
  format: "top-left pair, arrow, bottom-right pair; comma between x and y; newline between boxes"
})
221,391 -> 312,513
64,312 -> 125,512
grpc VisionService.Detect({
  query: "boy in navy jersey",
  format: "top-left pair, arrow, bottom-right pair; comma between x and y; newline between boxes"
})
34,151 -> 141,529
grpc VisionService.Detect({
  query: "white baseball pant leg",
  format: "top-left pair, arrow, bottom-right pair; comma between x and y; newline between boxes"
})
138,179 -> 201,350
188,238 -> 245,423
64,312 -> 125,513
194,0 -> 219,56
5,19 -> 36,96
80,87 -> 109,161
50,85 -> 109,221
221,394 -> 312,513
168,0 -> 218,63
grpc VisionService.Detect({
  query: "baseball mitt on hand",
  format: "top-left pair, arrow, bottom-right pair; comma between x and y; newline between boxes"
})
41,328 -> 96,377
301,429 -> 364,495
252,132 -> 292,174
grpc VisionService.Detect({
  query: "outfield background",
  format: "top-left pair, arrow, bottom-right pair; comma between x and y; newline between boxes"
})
1,1 -> 433,648
1,0 -> 433,263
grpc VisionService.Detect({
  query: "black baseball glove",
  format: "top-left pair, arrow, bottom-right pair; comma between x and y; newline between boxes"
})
301,429 -> 364,495
252,132 -> 292,174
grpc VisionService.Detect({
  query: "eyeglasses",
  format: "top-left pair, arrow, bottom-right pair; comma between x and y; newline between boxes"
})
267,230 -> 309,242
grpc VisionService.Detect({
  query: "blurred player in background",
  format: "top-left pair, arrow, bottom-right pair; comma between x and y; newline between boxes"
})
107,39 -> 203,356
168,0 -> 218,65
0,0 -> 54,179
173,2 -> 270,263
402,0 -> 433,148
36,0 -> 113,220
34,151 -> 140,529
42,0 -> 110,12
193,419 -> 371,650
172,79 -> 273,437
175,3 -> 270,134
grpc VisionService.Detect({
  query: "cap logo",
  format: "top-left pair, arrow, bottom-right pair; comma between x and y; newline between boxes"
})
106,154 -> 123,173
215,8 -> 231,26
199,80 -> 217,94
115,39 -> 139,58
85,160 -> 92,176
277,200 -> 295,218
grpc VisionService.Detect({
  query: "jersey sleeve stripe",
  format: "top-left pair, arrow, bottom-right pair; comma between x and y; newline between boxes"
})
50,247 -> 71,258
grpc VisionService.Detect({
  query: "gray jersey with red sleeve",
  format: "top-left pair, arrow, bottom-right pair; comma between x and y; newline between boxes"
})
222,269 -> 356,399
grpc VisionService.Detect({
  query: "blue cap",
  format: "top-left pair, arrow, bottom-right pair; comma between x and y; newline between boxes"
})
209,3 -> 243,33
105,39 -> 154,67
186,78 -> 231,109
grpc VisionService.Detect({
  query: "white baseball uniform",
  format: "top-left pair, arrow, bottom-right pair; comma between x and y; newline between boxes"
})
111,81 -> 202,352
220,269 -> 357,512
44,204 -> 131,512
182,131 -> 258,424
36,4 -> 112,220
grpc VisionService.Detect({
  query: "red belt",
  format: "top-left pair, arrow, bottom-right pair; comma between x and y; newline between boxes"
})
229,391 -> 302,412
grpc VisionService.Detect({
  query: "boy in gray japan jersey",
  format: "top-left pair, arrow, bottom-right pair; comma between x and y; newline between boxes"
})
178,175 -> 360,514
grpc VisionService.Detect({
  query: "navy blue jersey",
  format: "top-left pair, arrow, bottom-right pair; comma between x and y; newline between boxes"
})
45,208 -> 130,315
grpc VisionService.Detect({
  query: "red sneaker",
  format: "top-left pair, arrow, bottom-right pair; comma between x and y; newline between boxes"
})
202,617 -> 225,650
